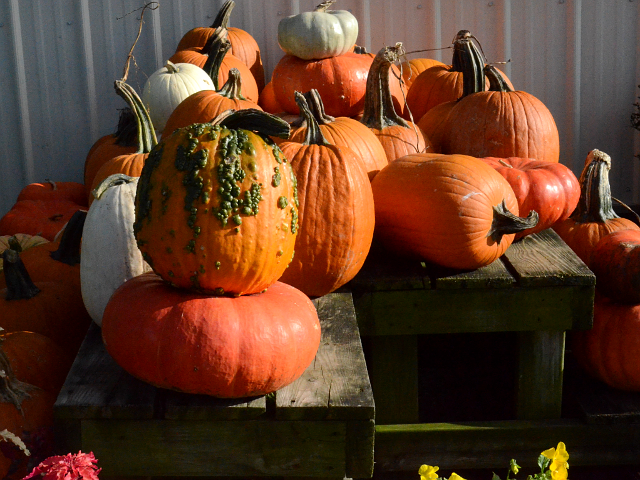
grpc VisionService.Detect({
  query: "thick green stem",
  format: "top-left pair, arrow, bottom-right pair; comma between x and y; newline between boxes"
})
572,149 -> 621,223
485,64 -> 513,92
451,30 -> 486,98
2,249 -> 40,301
314,0 -> 337,12
202,27 -> 232,90
114,80 -> 157,153
294,92 -> 329,146
211,0 -> 234,28
218,68 -> 246,100
486,200 -> 539,244
50,210 -> 86,266
214,108 -> 291,139
361,43 -> 409,130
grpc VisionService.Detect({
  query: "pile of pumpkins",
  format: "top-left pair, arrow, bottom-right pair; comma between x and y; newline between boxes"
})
2,0 -> 640,475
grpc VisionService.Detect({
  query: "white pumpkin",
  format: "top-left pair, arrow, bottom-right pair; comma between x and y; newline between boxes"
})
81,174 -> 152,326
277,0 -> 358,60
142,61 -> 214,132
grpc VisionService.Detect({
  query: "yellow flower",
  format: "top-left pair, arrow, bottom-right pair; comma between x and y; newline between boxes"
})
418,464 -> 439,480
542,442 -> 569,480
449,473 -> 467,480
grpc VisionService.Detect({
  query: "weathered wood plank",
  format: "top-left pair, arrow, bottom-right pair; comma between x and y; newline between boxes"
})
503,229 -> 596,287
433,259 -> 515,289
346,419 -> 375,479
82,420 -> 346,477
162,389 -> 266,421
516,331 -> 565,419
374,419 -> 640,471
276,293 -> 375,421
54,323 -> 157,420
354,286 -> 594,335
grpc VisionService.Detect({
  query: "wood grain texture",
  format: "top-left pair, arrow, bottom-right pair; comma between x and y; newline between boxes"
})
433,258 -> 515,289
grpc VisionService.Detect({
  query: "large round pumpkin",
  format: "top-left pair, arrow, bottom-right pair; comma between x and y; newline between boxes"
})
101,274 -> 321,398
591,229 -> 640,304
371,153 -> 538,270
134,110 -> 297,295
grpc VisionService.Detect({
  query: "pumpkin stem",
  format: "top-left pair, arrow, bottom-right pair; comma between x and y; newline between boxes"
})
485,65 -> 513,93
314,0 -> 337,13
114,80 -> 157,154
305,90 -> 336,125
295,92 -> 330,146
353,45 -> 368,55
218,68 -> 246,100
451,31 -> 486,98
0,344 -> 37,415
486,200 -> 539,244
210,0 -> 234,29
213,108 -> 291,139
44,179 -> 57,190
572,149 -> 622,223
92,174 -> 137,201
7,236 -> 22,253
498,159 -> 513,168
361,43 -> 410,130
202,27 -> 232,90
165,60 -> 179,74
50,210 -> 86,266
114,107 -> 138,147
2,249 -> 40,301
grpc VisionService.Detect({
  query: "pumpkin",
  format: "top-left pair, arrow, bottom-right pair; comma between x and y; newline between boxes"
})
277,0 -> 358,60
258,81 -> 284,114
480,157 -> 581,239
17,180 -> 87,208
415,100 -> 456,153
360,43 -> 431,162
0,210 -> 86,290
175,0 -> 265,92
371,153 -> 538,270
440,65 -> 560,163
141,61 -> 214,132
84,108 -> 138,202
287,89 -> 389,180
169,26 -> 259,103
81,175 -> 152,326
133,109 -> 297,295
271,51 -> 405,118
553,149 -> 639,268
572,293 -> 640,391
278,92 -> 375,297
403,30 -> 512,122
400,57 -> 445,90
101,274 -> 321,398
1,249 -> 91,352
88,80 -> 157,205
0,199 -> 83,242
590,229 -> 640,304
162,68 -> 260,139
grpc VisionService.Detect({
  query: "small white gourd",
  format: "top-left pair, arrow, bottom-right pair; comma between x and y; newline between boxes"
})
142,61 -> 214,132
81,174 -> 152,326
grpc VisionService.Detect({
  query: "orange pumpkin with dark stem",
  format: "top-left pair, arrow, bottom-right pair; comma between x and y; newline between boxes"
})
0,199 -> 83,242
134,110 -> 297,295
175,0 -> 265,92
278,92 -> 375,297
17,180 -> 87,208
480,157 -> 580,239
590,229 -> 640,304
572,293 -> 640,391
101,274 -> 321,398
360,44 -> 431,162
553,149 -> 639,268
371,153 -> 538,270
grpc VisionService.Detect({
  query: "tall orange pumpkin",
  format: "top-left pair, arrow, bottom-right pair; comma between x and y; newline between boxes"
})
371,153 -> 538,270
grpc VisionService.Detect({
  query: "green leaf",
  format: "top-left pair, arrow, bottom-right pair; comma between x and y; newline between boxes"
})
537,454 -> 550,472
491,473 -> 502,480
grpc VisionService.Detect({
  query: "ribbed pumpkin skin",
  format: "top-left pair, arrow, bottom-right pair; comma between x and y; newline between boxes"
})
134,123 -> 298,295
88,153 -> 147,206
572,294 -> 640,391
400,58 -> 445,90
101,275 -> 321,398
162,90 -> 261,139
591,230 -> 640,304
481,157 -> 580,239
84,141 -> 137,200
278,143 -> 375,297
372,153 -> 520,270
416,100 -> 456,153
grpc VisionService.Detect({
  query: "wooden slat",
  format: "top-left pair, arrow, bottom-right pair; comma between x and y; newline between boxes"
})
275,293 -> 375,421
433,258 -> 515,289
503,229 -> 596,287
54,323 -> 156,420
374,419 -> 640,471
82,419 -> 346,477
346,419 -> 375,479
162,389 -> 266,421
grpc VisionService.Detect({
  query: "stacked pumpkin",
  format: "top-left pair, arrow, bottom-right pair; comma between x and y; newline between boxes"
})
554,150 -> 640,391
100,109 -> 322,398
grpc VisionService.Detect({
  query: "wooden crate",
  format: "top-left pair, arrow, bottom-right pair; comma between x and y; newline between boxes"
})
54,293 -> 374,479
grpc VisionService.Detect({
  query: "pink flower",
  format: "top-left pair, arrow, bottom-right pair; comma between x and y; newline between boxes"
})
22,451 -> 101,480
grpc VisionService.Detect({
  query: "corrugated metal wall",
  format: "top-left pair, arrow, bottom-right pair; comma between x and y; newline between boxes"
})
1,0 -> 639,217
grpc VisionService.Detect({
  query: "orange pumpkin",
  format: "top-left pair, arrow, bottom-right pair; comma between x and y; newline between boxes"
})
17,180 -> 87,208
400,57 -> 445,90
591,229 -> 640,304
371,153 -> 538,270
0,199 -> 83,242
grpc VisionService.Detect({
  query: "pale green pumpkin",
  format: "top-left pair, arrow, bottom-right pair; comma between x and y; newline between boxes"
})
277,0 -> 358,60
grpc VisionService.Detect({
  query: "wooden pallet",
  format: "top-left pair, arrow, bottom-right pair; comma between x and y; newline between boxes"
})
54,293 -> 374,479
